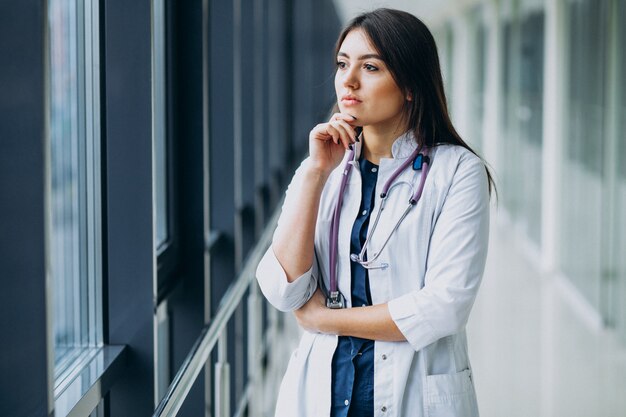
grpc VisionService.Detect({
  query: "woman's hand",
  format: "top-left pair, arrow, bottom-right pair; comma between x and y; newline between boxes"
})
293,288 -> 330,333
308,113 -> 359,175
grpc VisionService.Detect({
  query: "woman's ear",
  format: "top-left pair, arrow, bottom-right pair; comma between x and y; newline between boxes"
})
406,92 -> 413,101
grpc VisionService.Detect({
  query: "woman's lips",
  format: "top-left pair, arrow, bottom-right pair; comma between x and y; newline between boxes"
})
342,98 -> 362,106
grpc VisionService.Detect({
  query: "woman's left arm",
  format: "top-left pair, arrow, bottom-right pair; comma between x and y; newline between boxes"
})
294,152 -> 490,346
294,288 -> 406,341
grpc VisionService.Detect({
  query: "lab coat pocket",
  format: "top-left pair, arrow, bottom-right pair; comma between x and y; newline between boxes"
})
424,369 -> 479,417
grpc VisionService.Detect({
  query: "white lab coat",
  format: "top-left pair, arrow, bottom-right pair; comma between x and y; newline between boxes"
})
256,133 -> 489,417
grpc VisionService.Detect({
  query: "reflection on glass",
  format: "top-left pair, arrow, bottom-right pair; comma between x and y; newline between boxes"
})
499,11 -> 544,245
560,0 -> 608,313
617,0 -> 626,345
153,0 -> 168,249
48,0 -> 102,376
468,8 -> 486,152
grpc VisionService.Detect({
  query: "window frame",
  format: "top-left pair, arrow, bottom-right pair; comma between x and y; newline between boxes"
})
48,0 -> 104,383
154,0 -> 181,303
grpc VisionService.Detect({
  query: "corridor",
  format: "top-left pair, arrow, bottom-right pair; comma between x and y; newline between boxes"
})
468,214 -> 626,417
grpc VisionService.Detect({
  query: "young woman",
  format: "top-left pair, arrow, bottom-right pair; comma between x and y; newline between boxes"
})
256,8 -> 494,417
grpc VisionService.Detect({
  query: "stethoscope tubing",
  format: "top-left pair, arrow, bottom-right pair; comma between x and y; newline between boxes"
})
328,157 -> 355,300
328,145 -> 431,296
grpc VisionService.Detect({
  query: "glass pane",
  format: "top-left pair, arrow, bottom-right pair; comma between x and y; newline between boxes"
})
153,0 -> 168,249
499,11 -> 544,245
48,0 -> 102,375
518,12 -> 544,244
560,0 -> 608,313
499,20 -> 517,214
616,0 -> 626,344
468,9 -> 487,152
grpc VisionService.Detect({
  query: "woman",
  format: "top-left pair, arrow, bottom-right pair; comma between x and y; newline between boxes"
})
256,8 -> 494,417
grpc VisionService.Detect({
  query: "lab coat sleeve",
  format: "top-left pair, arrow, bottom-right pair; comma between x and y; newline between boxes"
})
387,153 -> 490,352
255,159 -> 319,312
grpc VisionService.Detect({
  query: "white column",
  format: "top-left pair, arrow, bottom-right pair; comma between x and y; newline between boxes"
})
540,0 -> 566,274
482,0 -> 502,177
541,7 -> 567,416
603,0 -> 621,324
451,12 -> 472,139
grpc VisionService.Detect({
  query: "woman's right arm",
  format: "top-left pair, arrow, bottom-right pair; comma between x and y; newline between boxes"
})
255,113 -> 358,310
272,165 -> 331,281
273,113 -> 358,280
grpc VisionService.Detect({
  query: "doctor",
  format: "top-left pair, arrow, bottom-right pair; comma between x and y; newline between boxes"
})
256,8 -> 494,417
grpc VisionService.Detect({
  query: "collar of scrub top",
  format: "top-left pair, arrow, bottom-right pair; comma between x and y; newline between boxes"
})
326,133 -> 431,309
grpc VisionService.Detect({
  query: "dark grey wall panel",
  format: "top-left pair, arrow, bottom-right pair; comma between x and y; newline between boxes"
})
0,1 -> 49,416
290,0 -> 342,163
168,0 -> 206,415
209,0 -> 237,313
103,0 -> 155,415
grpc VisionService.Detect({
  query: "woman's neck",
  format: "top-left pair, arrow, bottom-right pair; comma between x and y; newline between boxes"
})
361,124 -> 407,165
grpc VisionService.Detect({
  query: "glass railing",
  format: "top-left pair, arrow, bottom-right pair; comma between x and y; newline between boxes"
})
153,208 -> 291,417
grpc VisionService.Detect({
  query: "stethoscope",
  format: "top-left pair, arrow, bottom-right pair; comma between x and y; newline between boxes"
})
326,142 -> 431,309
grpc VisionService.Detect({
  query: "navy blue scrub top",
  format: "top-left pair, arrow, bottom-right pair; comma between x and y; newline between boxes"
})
330,156 -> 378,417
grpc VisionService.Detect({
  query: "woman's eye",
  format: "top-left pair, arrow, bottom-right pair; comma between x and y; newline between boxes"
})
364,64 -> 379,71
336,61 -> 347,69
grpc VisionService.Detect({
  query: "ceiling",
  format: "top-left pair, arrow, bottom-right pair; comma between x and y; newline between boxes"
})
332,0 -> 460,26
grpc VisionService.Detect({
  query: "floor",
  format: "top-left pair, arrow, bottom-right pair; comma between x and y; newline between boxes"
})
266,210 -> 626,417
467,212 -> 626,417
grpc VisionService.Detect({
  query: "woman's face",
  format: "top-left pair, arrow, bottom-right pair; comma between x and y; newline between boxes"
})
334,29 -> 407,131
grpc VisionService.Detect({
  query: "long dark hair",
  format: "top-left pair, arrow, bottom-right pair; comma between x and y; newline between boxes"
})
334,8 -> 496,196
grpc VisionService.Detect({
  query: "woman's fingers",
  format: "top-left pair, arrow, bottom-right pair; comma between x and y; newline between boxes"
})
331,112 -> 358,125
307,113 -> 358,173
334,119 -> 358,142
330,113 -> 358,146
310,113 -> 357,145
326,124 -> 350,149
327,119 -> 357,150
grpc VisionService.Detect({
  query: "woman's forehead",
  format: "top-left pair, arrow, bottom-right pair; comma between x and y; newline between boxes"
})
338,29 -> 379,57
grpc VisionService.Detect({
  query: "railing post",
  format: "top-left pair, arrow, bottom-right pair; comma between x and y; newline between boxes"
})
247,282 -> 262,417
264,304 -> 281,415
215,333 -> 230,417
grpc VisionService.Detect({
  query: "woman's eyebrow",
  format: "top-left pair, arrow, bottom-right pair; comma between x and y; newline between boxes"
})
337,51 -> 383,60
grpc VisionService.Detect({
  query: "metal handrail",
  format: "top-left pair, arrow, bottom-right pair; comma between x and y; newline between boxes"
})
153,207 -> 280,417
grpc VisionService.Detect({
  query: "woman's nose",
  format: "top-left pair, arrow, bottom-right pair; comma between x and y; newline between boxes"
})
342,66 -> 359,89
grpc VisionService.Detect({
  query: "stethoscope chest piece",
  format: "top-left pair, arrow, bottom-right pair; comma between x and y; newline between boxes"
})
326,291 -> 345,309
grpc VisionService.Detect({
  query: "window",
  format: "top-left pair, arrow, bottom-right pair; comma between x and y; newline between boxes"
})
499,10 -> 545,245
152,0 -> 174,403
441,23 -> 454,114
560,0 -> 609,313
614,0 -> 626,344
48,0 -> 102,381
467,7 -> 487,152
153,0 -> 168,250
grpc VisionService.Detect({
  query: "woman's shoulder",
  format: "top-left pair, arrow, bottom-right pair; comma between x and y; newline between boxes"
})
431,143 -> 482,166
429,144 -> 487,187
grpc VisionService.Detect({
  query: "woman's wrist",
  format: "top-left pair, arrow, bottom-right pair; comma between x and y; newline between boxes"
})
303,163 -> 332,184
317,307 -> 336,335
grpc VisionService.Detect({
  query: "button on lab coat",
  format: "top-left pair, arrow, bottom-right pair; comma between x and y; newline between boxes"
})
256,133 -> 489,417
